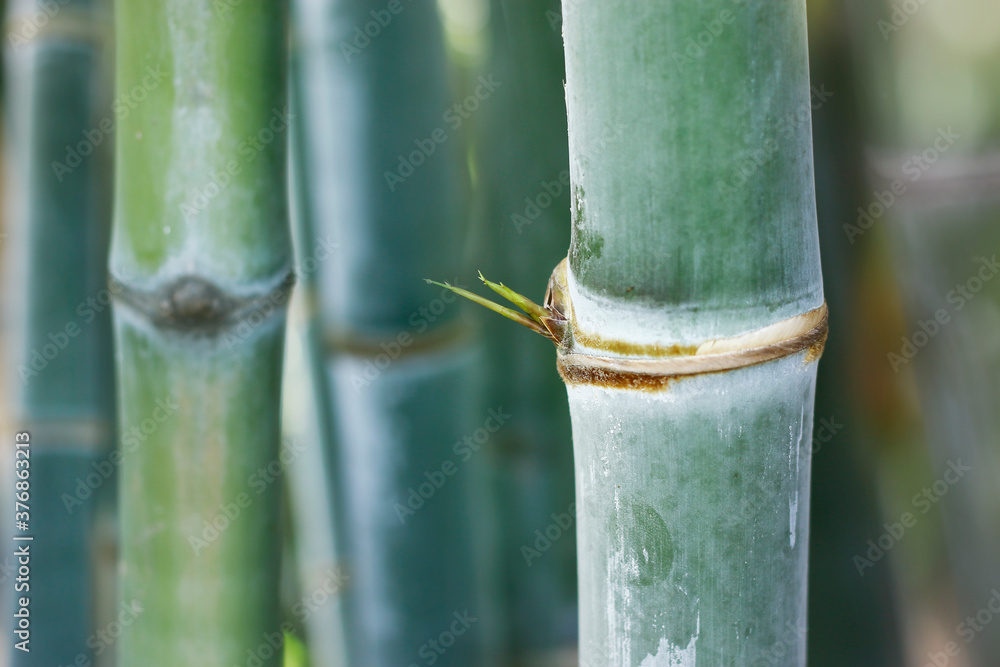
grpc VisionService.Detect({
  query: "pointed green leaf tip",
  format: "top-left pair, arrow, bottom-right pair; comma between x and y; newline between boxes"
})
424,276 -> 557,341
477,271 -> 549,323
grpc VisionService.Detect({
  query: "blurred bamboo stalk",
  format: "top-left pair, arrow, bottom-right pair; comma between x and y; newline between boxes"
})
110,0 -> 292,663
475,1 -> 577,663
292,0 -> 497,663
2,0 -> 114,663
846,0 -> 1000,661
278,40 -> 349,665
802,2 -> 907,664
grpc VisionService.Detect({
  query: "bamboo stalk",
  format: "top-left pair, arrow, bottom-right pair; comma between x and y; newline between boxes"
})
445,0 -> 827,663
846,0 -> 1000,659
278,44 -> 349,664
111,0 -> 292,663
559,2 -> 826,660
475,1 -> 578,663
804,4 -> 907,660
3,0 -> 114,663
292,0 -> 497,664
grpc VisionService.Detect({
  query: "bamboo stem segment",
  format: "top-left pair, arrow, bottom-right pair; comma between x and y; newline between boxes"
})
3,0 -> 114,663
111,0 -> 292,663
292,0 -> 496,663
557,1 -> 825,664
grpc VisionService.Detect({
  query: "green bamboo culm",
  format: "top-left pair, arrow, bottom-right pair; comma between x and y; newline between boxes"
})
277,19 -> 351,664
111,0 -> 292,663
561,1 -> 824,663
3,0 -> 113,663
293,0 -> 496,664
475,0 -> 578,662
443,0 -> 827,663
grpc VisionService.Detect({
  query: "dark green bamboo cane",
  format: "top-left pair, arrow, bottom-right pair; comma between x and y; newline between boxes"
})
803,3 -> 907,663
293,0 -> 497,664
475,1 -> 577,663
110,0 -> 292,663
3,0 -> 114,663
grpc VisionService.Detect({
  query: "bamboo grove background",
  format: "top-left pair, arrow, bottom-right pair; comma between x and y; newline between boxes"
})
0,0 -> 997,665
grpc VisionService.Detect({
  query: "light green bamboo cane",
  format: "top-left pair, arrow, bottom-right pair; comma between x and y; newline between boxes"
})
110,0 -> 292,663
445,0 -> 827,663
3,0 -> 114,664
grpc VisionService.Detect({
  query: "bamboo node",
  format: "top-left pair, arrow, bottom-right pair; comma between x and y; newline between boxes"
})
557,303 -> 829,391
160,277 -> 228,325
114,271 -> 295,334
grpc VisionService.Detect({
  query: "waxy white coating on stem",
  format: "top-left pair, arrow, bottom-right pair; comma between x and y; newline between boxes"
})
568,351 -> 816,666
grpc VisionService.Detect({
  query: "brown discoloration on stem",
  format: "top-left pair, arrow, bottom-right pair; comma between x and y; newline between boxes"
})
558,305 -> 829,392
568,332 -> 700,358
161,277 -> 229,326
556,363 -> 679,391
